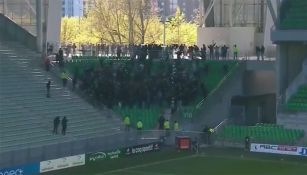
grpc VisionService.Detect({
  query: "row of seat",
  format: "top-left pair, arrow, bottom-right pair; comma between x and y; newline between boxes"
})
219,124 -> 305,145
280,0 -> 307,29
287,85 -> 307,111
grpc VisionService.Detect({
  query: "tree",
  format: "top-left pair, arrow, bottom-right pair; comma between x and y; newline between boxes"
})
88,0 -> 129,44
88,0 -> 157,44
165,8 -> 197,45
61,17 -> 99,44
60,2 -> 197,45
61,17 -> 79,44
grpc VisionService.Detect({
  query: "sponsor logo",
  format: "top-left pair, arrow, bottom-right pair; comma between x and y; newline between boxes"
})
259,144 -> 297,152
87,149 -> 122,163
107,149 -> 121,159
126,148 -> 131,155
0,163 -> 39,175
88,152 -> 107,162
0,169 -> 23,175
251,143 -> 307,157
126,142 -> 160,156
71,155 -> 86,166
40,154 -> 85,173
86,142 -> 161,164
299,148 -> 307,156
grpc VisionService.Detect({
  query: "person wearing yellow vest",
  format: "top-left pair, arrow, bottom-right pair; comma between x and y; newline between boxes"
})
136,120 -> 143,136
136,120 -> 143,130
164,120 -> 170,130
124,116 -> 130,131
61,71 -> 69,87
164,120 -> 170,137
233,45 -> 239,60
208,128 -> 214,145
173,121 -> 179,131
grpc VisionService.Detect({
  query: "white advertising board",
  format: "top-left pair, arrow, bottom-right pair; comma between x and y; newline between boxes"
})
40,154 -> 85,173
250,143 -> 307,157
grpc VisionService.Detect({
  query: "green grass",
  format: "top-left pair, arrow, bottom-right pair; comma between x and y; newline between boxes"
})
43,148 -> 307,175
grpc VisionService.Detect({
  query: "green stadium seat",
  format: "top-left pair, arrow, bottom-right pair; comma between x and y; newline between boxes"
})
280,1 -> 307,30
219,124 -> 304,145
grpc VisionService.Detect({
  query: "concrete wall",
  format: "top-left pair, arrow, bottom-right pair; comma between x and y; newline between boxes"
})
187,62 -> 246,129
286,43 -> 307,84
264,0 -> 277,56
46,0 -> 61,51
277,42 -> 307,103
197,27 -> 256,57
232,94 -> 276,125
243,70 -> 276,96
278,113 -> 307,132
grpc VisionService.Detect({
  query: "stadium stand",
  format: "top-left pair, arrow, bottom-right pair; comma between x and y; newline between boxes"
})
0,41 -> 123,153
218,123 -> 305,145
65,58 -> 237,129
287,85 -> 307,111
280,0 -> 307,29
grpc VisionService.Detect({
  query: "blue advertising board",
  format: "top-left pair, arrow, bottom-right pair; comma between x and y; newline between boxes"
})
298,147 -> 307,156
0,163 -> 39,175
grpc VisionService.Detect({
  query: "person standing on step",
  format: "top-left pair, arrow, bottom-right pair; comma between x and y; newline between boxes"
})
53,116 -> 60,134
233,45 -> 239,60
46,80 -> 51,98
61,71 -> 68,87
158,115 -> 165,130
44,56 -> 51,71
136,120 -> 143,136
260,45 -> 265,61
173,121 -> 179,131
62,116 -> 68,135
164,119 -> 170,137
124,115 -> 130,131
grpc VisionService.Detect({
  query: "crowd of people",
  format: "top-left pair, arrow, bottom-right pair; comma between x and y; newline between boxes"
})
56,43 -> 250,60
75,59 -> 229,110
47,41 -> 268,63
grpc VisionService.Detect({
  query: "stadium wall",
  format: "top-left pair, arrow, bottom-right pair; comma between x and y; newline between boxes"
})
46,0 -> 61,51
197,27 -> 256,57
277,43 -> 307,102
243,70 -> 276,96
191,62 -> 246,129
232,94 -> 276,125
0,14 -> 37,50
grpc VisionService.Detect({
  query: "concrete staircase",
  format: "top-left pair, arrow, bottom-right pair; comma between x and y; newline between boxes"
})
277,112 -> 307,132
0,41 -> 124,153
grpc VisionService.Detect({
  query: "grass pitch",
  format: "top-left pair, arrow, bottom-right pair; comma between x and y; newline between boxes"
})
44,147 -> 307,175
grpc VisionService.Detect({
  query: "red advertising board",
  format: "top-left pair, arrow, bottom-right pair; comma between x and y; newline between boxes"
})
176,136 -> 191,150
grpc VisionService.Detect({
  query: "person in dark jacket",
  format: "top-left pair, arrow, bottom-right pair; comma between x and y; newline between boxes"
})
208,42 -> 216,60
46,80 -> 51,98
158,115 -> 165,130
62,117 -> 68,135
53,116 -> 60,134
260,45 -> 265,61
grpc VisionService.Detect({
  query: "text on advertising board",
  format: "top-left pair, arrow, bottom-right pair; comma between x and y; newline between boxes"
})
0,163 -> 39,175
299,147 -> 307,156
87,149 -> 122,162
125,142 -> 160,156
251,143 -> 307,157
40,154 -> 85,173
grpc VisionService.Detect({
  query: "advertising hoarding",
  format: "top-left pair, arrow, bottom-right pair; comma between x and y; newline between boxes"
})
40,154 -> 85,173
250,143 -> 307,157
0,163 -> 39,175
